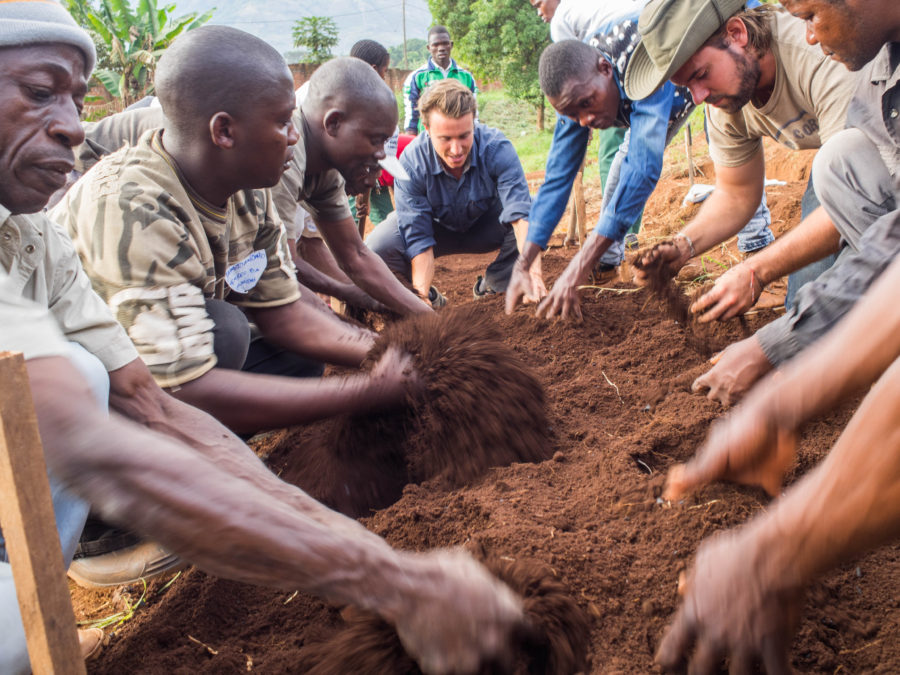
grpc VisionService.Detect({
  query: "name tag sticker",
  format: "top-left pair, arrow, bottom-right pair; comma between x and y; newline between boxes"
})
225,249 -> 267,294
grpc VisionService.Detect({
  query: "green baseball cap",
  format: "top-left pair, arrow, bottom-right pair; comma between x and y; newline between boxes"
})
624,0 -> 747,100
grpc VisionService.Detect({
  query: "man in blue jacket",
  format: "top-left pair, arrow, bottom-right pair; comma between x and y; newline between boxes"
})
368,80 -> 542,306
506,17 -> 694,320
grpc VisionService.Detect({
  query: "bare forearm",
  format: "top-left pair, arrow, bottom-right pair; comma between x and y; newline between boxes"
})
30,357 -> 424,612
166,367 -> 391,434
750,357 -> 900,588
749,206 -> 841,285
410,249 -> 435,298
511,219 -> 528,253
682,184 -> 762,255
296,238 -> 355,285
345,244 -> 430,315
563,232 -> 613,285
293,252 -> 375,303
250,301 -> 374,368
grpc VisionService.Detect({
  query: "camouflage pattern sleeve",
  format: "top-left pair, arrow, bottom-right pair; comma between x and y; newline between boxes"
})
52,139 -> 218,388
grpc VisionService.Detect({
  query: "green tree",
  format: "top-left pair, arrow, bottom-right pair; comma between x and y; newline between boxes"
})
291,16 -> 339,65
428,0 -> 550,128
387,38 -> 429,69
66,0 -> 213,106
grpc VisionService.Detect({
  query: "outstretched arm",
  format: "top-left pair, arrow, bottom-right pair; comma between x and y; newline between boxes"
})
669,252 -> 900,500
657,353 -> 900,673
634,152 -> 765,286
690,205 -> 841,322
32,356 -> 523,674
318,216 -> 431,316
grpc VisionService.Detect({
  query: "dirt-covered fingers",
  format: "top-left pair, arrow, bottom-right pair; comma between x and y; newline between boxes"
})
396,551 -> 524,675
504,264 -> 532,314
535,287 -> 583,322
692,265 -> 759,323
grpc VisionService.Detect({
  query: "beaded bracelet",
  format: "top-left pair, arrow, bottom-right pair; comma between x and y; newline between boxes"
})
675,232 -> 695,259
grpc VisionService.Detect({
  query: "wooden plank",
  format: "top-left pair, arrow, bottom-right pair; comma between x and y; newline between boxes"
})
0,351 -> 86,675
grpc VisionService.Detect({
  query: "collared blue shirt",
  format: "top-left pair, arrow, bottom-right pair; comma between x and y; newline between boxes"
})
395,123 -> 532,260
527,15 -> 694,247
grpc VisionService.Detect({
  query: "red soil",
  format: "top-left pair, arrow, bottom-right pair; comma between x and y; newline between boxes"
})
72,139 -> 899,674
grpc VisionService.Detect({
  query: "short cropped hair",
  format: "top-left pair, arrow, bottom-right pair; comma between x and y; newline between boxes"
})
428,24 -> 451,41
538,40 -> 598,99
418,79 -> 476,126
704,5 -> 776,58
350,39 -> 389,69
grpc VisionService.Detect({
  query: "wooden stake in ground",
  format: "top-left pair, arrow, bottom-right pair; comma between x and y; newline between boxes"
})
684,124 -> 696,187
356,189 -> 370,239
0,351 -> 86,675
564,164 -> 588,246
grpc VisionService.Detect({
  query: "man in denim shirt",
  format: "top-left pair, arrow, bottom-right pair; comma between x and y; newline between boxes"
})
368,80 -> 541,306
506,19 -> 694,320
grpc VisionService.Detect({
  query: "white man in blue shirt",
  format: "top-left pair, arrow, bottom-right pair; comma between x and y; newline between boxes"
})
367,79 -> 545,307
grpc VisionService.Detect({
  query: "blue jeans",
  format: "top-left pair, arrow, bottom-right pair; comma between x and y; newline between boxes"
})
703,114 -> 774,254
737,191 -> 775,253
784,176 -> 839,309
367,208 -> 519,292
0,343 -> 106,674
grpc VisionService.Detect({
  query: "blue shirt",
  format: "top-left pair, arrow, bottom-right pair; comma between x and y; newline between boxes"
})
527,16 -> 694,247
395,123 -> 532,260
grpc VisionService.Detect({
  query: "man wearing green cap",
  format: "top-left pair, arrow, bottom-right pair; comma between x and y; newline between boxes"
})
625,0 -> 861,404
628,0 -> 858,311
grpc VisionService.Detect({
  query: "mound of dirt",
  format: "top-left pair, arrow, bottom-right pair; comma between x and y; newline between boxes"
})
265,307 -> 552,517
297,555 -> 591,675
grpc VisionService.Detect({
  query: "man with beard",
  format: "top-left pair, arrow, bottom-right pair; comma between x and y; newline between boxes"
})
628,0 -> 900,406
628,0 -> 857,327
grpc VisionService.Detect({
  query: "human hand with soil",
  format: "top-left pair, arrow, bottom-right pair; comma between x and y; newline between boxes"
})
390,548 -> 525,675
535,273 -> 583,322
367,345 -> 424,405
504,254 -> 548,314
631,236 -> 692,287
655,526 -> 804,675
691,261 -> 764,323
692,336 -> 774,406
664,399 -> 797,500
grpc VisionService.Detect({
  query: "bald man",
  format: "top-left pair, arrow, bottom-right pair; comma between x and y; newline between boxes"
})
273,57 -> 432,314
53,29 -> 415,436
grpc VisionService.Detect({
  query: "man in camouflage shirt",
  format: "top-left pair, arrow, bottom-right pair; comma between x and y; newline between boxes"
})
53,27 -> 417,435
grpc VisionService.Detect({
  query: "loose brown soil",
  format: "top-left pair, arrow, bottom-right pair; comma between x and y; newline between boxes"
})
296,553 -> 591,675
74,139 -> 899,673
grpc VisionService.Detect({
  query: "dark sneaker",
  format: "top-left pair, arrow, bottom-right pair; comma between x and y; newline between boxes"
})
428,285 -> 447,309
472,275 -> 497,299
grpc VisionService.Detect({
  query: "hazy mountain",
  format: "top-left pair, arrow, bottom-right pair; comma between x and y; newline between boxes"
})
174,0 -> 434,63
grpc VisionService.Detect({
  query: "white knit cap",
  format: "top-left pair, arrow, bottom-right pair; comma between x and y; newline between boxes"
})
0,0 -> 96,76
